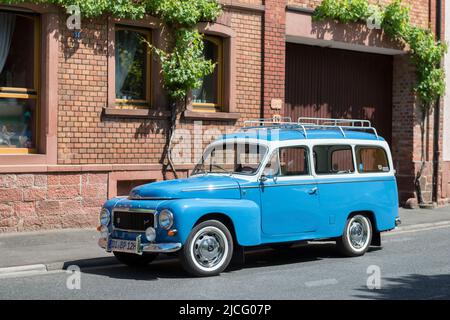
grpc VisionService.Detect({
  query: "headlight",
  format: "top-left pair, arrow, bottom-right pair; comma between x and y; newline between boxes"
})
158,209 -> 174,230
99,208 -> 110,226
145,227 -> 156,242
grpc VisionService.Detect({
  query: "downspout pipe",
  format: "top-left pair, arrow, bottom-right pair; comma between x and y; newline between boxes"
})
432,0 -> 442,204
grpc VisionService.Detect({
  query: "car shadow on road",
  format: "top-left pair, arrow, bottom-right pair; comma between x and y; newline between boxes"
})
78,242 -> 380,281
354,274 -> 450,299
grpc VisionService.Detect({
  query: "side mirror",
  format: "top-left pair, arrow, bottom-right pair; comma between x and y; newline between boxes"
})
259,174 -> 268,183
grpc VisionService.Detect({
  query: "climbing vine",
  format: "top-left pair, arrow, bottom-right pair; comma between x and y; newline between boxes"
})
314,0 -> 447,205
0,0 -> 222,100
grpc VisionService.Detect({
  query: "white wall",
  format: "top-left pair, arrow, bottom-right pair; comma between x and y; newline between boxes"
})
444,1 -> 450,161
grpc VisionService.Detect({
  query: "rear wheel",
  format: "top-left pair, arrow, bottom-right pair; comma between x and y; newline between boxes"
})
180,220 -> 233,277
113,252 -> 158,267
337,214 -> 372,257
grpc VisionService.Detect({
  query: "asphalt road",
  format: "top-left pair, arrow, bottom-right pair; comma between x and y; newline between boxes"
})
1,225 -> 449,300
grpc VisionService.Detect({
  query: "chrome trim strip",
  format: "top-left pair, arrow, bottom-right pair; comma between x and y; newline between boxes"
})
142,242 -> 182,253
99,237 -> 182,254
242,178 -> 395,189
111,208 -> 157,232
182,186 -> 239,192
128,197 -> 173,200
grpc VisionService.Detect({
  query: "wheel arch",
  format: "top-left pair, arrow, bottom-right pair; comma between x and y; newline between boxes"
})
195,213 -> 238,246
346,210 -> 377,232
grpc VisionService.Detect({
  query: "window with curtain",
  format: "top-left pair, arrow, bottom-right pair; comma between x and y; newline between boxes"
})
115,26 -> 151,109
192,36 -> 223,112
0,11 -> 39,154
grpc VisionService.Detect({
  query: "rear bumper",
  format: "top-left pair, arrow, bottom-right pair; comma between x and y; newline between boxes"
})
98,237 -> 182,254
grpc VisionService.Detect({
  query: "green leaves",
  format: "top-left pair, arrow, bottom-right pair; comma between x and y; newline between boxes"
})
382,0 -> 410,39
313,0 -> 371,23
314,0 -> 446,110
153,29 -> 216,100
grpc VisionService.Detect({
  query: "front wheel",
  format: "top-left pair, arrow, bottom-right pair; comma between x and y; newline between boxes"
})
180,220 -> 234,277
337,214 -> 372,257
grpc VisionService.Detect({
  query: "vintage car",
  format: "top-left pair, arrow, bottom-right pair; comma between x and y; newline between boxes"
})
98,117 -> 401,276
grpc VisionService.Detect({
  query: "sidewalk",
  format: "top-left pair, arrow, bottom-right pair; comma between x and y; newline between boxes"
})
0,207 -> 449,272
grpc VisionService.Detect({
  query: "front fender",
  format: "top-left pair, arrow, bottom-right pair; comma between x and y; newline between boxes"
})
158,199 -> 261,246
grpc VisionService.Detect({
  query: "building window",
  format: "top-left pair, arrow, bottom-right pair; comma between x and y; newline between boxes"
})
115,26 -> 151,109
0,11 -> 39,154
192,36 -> 223,112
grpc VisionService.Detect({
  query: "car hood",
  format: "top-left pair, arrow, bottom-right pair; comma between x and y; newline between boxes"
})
129,175 -> 243,200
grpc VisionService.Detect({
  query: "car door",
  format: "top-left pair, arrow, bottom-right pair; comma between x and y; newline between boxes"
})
260,145 -> 319,235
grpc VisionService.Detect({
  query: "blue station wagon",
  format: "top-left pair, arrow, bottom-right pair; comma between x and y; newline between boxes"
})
98,117 -> 401,276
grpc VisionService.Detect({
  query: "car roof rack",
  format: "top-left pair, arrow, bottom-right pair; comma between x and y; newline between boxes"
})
242,116 -> 379,139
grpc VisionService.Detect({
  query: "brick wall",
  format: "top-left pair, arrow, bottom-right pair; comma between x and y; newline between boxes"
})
0,173 -> 107,233
58,7 -> 263,166
263,0 -> 287,117
58,15 -> 169,165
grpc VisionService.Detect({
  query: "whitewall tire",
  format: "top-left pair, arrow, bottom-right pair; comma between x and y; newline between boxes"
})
337,214 -> 373,257
180,220 -> 233,277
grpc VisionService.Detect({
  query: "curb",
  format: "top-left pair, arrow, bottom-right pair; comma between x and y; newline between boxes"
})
0,257 -> 119,277
0,264 -> 47,276
391,220 -> 450,233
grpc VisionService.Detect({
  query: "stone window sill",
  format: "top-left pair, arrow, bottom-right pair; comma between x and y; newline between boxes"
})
102,108 -> 171,119
183,110 -> 240,121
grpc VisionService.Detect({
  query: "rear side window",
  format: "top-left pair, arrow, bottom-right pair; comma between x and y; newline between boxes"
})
313,145 -> 354,175
356,146 -> 390,173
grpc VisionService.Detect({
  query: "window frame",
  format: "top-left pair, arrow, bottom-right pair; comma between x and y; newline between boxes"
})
0,11 -> 40,155
263,146 -> 311,178
114,24 -> 152,110
192,35 -> 224,112
312,144 -> 355,176
355,145 -> 390,174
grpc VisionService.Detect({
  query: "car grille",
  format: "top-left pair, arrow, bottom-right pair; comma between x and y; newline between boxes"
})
113,210 -> 155,231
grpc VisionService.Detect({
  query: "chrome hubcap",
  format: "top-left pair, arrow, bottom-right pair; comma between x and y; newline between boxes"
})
349,218 -> 369,249
193,229 -> 225,268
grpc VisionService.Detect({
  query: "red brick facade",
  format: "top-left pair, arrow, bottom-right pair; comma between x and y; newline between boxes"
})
0,0 -> 448,233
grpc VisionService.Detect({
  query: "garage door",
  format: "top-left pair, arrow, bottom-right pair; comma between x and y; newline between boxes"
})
285,43 -> 393,144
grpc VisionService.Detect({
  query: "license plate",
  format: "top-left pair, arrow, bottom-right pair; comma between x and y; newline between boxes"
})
108,239 -> 138,254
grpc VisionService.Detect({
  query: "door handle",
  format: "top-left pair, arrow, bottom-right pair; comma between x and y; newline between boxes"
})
308,187 -> 318,195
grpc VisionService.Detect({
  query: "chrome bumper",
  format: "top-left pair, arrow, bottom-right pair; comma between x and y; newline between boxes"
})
98,237 -> 182,254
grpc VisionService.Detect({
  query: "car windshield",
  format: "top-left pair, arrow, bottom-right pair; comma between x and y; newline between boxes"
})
192,142 -> 268,176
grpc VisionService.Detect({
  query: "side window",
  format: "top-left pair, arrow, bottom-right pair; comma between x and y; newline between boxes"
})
262,151 -> 280,177
356,146 -> 390,173
279,147 -> 309,176
313,145 -> 354,175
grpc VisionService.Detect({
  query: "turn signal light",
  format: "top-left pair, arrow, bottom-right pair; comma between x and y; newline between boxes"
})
167,229 -> 178,237
96,226 -> 102,231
